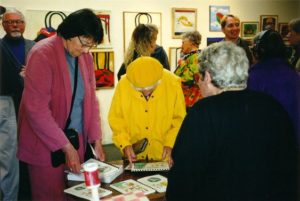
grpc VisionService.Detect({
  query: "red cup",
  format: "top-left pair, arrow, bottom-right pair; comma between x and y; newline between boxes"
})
83,162 -> 100,188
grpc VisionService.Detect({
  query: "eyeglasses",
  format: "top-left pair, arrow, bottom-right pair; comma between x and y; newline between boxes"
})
77,36 -> 96,49
3,20 -> 25,25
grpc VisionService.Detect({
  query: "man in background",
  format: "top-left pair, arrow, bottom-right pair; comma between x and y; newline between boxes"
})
0,8 -> 35,201
221,14 -> 253,65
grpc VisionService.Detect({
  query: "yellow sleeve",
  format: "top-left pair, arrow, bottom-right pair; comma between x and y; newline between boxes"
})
164,76 -> 187,148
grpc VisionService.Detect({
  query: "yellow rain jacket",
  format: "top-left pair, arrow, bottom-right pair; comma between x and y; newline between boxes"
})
108,70 -> 186,160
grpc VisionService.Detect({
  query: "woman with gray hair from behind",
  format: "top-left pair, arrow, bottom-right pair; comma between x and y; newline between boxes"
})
166,41 -> 298,201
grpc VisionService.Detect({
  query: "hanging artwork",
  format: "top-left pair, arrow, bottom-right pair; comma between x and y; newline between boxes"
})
278,23 -> 289,40
209,5 -> 230,32
206,37 -> 224,46
94,10 -> 112,49
25,10 -> 71,41
172,8 -> 197,39
241,21 -> 259,39
260,15 -> 278,31
169,47 -> 181,72
91,50 -> 114,89
123,11 -> 162,52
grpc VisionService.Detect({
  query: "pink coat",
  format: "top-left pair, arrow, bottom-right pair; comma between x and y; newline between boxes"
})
17,35 -> 102,166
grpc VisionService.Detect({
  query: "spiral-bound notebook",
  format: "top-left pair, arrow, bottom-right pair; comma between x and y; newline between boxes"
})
126,161 -> 169,172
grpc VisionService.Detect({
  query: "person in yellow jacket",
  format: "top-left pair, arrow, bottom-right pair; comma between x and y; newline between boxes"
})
108,56 -> 186,166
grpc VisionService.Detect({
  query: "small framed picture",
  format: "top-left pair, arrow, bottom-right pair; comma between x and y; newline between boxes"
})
206,37 -> 224,46
168,47 -> 181,72
278,23 -> 289,40
209,5 -> 230,32
241,22 -> 259,38
260,15 -> 278,31
172,8 -> 197,39
90,49 -> 115,89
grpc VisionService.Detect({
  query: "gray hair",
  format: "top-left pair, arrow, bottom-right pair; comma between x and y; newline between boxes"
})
3,8 -> 25,22
182,31 -> 202,46
198,41 -> 249,89
289,17 -> 300,34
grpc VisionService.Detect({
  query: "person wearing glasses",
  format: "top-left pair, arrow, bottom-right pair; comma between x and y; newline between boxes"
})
17,9 -> 105,200
0,8 -> 35,201
108,57 -> 186,166
2,8 -> 35,80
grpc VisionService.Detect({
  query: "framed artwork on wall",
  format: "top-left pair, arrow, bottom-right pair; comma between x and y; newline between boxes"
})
123,11 -> 162,52
206,37 -> 223,46
171,8 -> 197,39
94,10 -> 112,49
90,49 -> 114,89
278,23 -> 289,40
25,10 -> 70,41
241,21 -> 259,38
168,47 -> 181,72
209,5 -> 230,32
260,15 -> 278,31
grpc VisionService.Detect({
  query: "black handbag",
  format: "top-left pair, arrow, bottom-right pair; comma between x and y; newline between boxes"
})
51,57 -> 79,167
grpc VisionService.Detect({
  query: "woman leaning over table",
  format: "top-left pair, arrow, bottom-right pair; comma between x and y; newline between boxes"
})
17,9 -> 105,201
174,31 -> 202,110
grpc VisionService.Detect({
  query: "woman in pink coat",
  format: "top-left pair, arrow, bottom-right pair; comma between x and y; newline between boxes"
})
17,9 -> 105,200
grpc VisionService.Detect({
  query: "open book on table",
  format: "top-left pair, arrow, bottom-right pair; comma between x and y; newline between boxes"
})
66,158 -> 123,183
110,174 -> 168,194
64,183 -> 112,200
125,161 -> 170,172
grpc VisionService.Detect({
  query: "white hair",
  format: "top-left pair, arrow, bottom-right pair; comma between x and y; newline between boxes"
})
3,8 -> 25,22
198,41 -> 249,89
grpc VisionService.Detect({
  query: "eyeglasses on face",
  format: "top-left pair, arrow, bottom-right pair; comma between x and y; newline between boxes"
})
3,20 -> 24,25
77,36 -> 96,49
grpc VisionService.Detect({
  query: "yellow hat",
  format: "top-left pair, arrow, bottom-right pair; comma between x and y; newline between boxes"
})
126,57 -> 163,88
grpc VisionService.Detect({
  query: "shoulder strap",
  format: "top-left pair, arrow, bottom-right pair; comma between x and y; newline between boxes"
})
65,57 -> 78,129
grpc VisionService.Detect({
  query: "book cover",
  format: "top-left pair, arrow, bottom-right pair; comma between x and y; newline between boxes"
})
137,174 -> 168,193
67,159 -> 123,183
127,161 -> 170,172
102,191 -> 149,201
64,183 -> 112,200
109,179 -> 155,195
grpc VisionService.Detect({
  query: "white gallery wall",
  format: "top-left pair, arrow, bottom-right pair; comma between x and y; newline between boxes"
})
2,0 -> 299,144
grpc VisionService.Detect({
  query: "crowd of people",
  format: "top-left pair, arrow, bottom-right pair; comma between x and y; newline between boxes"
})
0,5 -> 300,201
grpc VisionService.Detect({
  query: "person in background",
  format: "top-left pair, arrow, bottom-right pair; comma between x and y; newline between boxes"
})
117,23 -> 170,80
174,31 -> 202,110
221,14 -> 253,65
287,17 -> 300,71
1,8 -> 35,113
0,7 -> 35,201
248,29 -> 300,143
109,57 -> 186,166
17,9 -> 105,201
166,41 -> 298,201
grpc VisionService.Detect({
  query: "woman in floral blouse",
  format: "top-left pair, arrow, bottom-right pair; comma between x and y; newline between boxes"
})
174,31 -> 202,110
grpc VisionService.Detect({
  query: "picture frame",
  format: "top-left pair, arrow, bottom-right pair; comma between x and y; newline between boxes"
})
209,5 -> 230,32
94,10 -> 112,49
260,15 -> 278,31
241,21 -> 259,38
206,37 -> 223,46
123,11 -> 162,52
168,47 -> 181,72
172,8 -> 197,39
278,22 -> 289,40
90,49 -> 114,89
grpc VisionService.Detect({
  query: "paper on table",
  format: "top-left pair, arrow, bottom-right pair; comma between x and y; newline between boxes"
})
64,183 -> 112,200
